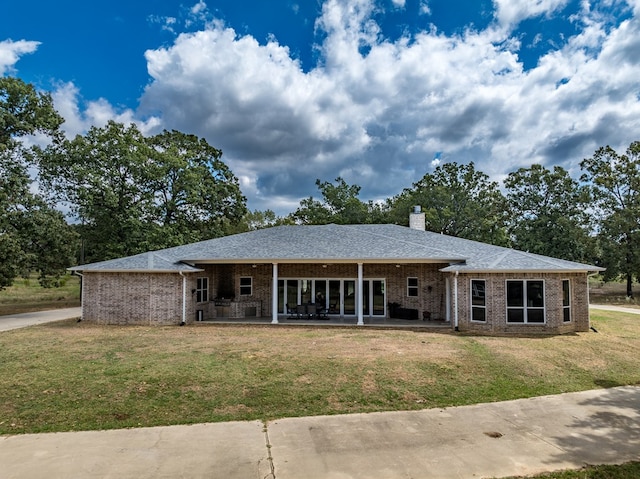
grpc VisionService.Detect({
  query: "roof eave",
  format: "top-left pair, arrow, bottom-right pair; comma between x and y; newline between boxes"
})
180,257 -> 467,265
439,267 -> 606,274
68,267 -> 205,274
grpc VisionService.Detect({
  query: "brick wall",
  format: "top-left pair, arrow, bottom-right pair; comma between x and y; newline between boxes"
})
453,272 -> 590,334
82,271 -> 197,325
381,264 -> 447,319
81,266 -> 591,335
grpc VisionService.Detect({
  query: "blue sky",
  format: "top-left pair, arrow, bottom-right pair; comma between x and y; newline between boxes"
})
2,0 -> 640,215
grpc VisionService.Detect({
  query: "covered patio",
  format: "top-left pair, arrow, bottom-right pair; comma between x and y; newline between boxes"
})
196,314 -> 452,329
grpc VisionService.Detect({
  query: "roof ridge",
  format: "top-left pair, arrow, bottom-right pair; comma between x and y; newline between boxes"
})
487,249 -> 513,269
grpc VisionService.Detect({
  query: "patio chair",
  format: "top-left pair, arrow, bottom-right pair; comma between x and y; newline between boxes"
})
296,304 -> 307,319
286,303 -> 297,319
315,303 -> 328,319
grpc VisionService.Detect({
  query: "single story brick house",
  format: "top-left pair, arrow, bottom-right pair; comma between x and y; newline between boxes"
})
69,210 -> 603,334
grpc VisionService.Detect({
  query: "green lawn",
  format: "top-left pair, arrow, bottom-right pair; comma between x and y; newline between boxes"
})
1,309 -> 638,437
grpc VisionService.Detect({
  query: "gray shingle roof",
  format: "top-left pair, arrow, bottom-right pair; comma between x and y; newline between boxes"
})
69,224 -> 603,273
68,251 -> 203,273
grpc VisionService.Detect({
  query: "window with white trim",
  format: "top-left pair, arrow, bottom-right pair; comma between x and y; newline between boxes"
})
407,277 -> 418,297
506,280 -> 545,323
240,277 -> 253,296
471,279 -> 486,322
562,280 -> 571,322
196,277 -> 209,303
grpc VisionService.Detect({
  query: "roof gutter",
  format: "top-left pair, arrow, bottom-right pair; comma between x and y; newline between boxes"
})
439,267 -> 605,274
67,267 -> 204,273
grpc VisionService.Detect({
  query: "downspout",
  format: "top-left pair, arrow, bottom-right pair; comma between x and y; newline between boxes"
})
587,272 -> 599,332
272,263 -> 279,324
453,271 -> 459,332
357,263 -> 364,326
73,272 -> 84,322
179,271 -> 186,326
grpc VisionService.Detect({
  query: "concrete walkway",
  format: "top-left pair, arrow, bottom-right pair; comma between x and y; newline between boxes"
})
1,386 -> 639,479
0,307 -> 81,332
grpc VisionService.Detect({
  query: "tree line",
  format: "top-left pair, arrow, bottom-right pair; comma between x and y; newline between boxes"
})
2,77 -> 639,296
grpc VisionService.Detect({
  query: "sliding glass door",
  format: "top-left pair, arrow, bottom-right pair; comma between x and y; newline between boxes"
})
278,278 -> 386,317
343,280 -> 356,315
362,279 -> 385,316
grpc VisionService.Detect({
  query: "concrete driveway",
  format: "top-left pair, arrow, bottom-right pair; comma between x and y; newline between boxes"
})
590,304 -> 640,315
1,386 -> 639,479
0,307 -> 81,332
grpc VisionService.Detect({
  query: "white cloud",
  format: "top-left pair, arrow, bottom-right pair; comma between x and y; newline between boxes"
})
493,0 -> 570,28
187,0 -> 211,28
191,1 -> 207,15
148,15 -> 178,34
391,0 -> 406,8
0,39 -> 40,75
131,0 -> 640,214
419,1 -> 432,15
51,82 -> 160,138
12,0 -> 638,216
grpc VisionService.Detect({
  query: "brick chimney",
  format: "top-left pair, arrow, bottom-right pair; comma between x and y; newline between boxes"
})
409,205 -> 425,231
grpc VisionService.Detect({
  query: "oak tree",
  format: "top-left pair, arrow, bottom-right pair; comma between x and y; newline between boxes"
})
504,164 -> 594,262
0,77 -> 76,288
581,142 -> 640,297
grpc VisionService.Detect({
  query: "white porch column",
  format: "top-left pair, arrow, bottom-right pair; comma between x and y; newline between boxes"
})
357,263 -> 364,325
445,277 -> 451,323
272,263 -> 279,324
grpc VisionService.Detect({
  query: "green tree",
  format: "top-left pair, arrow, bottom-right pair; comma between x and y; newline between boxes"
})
290,177 -> 370,225
241,209 -> 290,231
388,162 -> 508,244
37,121 -> 155,262
504,164 -> 594,262
37,123 -> 247,262
146,130 -> 247,246
0,149 -> 27,288
0,77 -> 76,289
581,142 -> 640,297
0,76 -> 62,147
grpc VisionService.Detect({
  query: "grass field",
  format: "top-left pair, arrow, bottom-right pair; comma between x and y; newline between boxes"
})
589,278 -> 640,307
1,309 -> 638,436
0,274 -> 80,315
